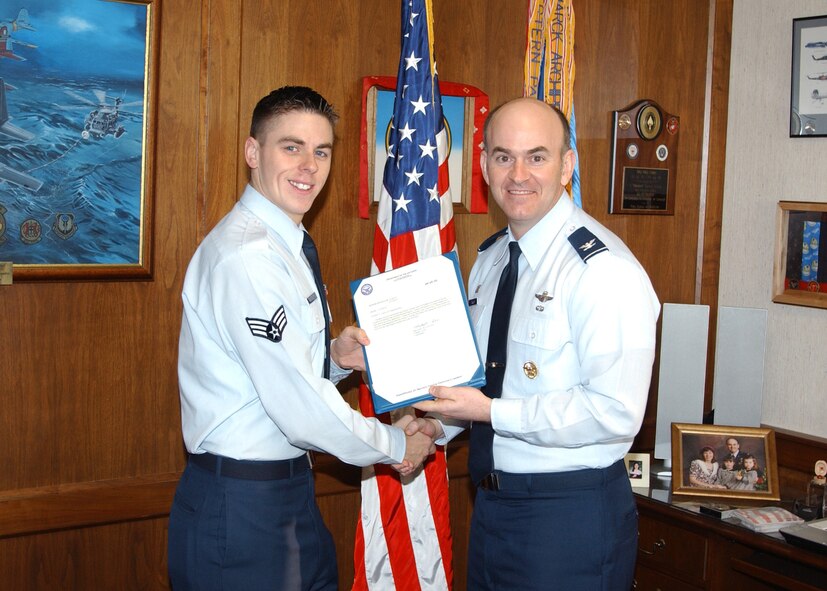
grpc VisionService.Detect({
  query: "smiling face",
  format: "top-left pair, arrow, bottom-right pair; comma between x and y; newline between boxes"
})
726,438 -> 740,454
702,449 -> 714,462
480,98 -> 575,239
245,110 -> 334,225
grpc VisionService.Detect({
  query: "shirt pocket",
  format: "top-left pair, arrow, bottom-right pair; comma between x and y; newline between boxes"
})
510,313 -> 570,354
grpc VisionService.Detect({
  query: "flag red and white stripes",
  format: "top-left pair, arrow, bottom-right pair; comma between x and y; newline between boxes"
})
352,0 -> 454,589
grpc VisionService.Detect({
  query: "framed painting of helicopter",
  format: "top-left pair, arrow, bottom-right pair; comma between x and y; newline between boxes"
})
791,15 -> 827,137
0,0 -> 159,280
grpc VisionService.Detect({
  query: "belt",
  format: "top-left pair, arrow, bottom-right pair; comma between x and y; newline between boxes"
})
477,460 -> 626,492
189,452 -> 312,481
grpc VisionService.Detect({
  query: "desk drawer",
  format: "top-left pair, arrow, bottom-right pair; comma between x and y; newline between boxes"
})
637,512 -> 708,587
633,563 -> 702,591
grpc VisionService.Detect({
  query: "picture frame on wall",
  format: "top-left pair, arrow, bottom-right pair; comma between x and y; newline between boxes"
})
772,200 -> 827,309
357,75 -> 489,219
671,423 -> 780,501
790,15 -> 827,136
1,0 -> 159,281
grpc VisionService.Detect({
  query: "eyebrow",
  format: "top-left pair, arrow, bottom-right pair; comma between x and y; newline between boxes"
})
490,146 -> 550,155
276,136 -> 333,151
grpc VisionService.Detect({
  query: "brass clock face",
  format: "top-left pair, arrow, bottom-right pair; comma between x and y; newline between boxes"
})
637,105 -> 662,140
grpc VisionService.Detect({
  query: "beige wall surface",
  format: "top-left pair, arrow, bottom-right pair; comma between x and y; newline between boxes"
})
722,0 -> 827,436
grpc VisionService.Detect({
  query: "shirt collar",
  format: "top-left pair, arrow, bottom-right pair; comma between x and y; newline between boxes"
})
512,190 -> 573,271
239,184 -> 306,258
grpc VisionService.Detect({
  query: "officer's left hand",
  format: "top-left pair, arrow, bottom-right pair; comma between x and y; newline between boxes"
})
331,326 -> 370,370
413,386 -> 492,423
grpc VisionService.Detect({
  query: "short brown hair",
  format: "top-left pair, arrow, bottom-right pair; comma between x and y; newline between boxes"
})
250,86 -> 338,139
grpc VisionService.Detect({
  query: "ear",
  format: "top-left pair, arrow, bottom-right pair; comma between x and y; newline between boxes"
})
244,137 -> 259,169
560,148 -> 575,186
480,149 -> 490,185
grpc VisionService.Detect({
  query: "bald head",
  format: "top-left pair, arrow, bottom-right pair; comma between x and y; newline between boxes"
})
483,98 -> 571,156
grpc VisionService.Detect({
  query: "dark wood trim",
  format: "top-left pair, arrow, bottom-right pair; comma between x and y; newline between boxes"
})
0,474 -> 179,539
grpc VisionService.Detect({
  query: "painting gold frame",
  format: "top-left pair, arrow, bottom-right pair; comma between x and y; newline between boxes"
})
772,200 -> 827,309
6,0 -> 159,282
671,423 -> 780,501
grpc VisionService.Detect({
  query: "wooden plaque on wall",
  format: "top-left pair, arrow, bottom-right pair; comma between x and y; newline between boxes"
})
609,100 -> 679,215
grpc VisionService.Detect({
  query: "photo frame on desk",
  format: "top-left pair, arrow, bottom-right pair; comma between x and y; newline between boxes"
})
671,424 -> 780,501
772,201 -> 827,309
357,76 -> 489,218
791,15 -> 827,136
624,452 -> 650,488
2,0 -> 158,281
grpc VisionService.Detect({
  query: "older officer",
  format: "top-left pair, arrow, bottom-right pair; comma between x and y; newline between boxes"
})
411,97 -> 660,590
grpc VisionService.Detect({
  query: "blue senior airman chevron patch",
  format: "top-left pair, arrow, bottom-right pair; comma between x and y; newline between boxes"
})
246,306 -> 288,342
567,227 -> 608,263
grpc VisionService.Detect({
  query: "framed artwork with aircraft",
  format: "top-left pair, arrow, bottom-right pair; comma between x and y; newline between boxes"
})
0,0 -> 158,281
791,15 -> 827,137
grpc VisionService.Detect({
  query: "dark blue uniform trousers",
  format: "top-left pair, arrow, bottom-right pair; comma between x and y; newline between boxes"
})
467,460 -> 638,591
168,459 -> 337,591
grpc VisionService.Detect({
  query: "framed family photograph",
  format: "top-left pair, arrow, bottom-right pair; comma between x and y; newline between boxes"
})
772,200 -> 827,309
624,452 -> 650,488
671,423 -> 780,501
791,15 -> 827,136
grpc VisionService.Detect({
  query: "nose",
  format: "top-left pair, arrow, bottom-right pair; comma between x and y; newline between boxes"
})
300,152 -> 319,173
508,157 -> 529,183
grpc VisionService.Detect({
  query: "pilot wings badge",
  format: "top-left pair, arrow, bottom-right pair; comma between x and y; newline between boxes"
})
246,306 -> 288,343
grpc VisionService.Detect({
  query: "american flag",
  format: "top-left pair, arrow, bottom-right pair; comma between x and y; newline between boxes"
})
353,0 -> 454,589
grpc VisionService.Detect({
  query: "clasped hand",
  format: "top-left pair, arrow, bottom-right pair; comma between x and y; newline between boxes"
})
391,414 -> 440,477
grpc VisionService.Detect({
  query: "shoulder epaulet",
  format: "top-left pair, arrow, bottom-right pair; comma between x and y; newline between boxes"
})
567,227 -> 609,263
478,227 -> 508,252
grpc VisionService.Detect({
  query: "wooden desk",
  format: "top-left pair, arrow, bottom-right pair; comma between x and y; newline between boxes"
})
633,474 -> 826,591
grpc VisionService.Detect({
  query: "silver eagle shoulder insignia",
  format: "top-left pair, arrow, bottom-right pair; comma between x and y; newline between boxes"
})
567,227 -> 608,263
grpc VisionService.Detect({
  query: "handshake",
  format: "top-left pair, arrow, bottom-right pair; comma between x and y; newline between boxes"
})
392,414 -> 444,477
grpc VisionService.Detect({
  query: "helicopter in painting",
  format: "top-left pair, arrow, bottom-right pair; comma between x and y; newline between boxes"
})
63,89 -> 142,140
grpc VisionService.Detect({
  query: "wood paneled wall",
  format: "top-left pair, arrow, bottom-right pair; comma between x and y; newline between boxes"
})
0,1 -> 765,589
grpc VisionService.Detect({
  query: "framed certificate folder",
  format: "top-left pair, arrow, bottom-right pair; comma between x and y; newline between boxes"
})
350,252 -> 485,413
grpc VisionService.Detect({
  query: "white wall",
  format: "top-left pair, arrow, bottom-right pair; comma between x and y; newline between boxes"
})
722,0 -> 827,436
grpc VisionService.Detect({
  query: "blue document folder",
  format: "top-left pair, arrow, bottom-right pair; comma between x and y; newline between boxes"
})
350,252 -> 486,414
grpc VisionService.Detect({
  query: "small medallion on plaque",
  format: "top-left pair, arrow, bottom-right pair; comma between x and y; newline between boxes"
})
637,105 -> 662,140
618,113 -> 632,130
609,99 -> 679,215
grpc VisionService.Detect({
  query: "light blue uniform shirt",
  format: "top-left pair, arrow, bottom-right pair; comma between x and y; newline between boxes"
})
177,185 -> 405,465
440,194 -> 660,473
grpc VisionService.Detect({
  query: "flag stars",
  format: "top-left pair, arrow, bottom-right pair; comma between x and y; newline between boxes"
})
398,122 -> 416,142
410,95 -> 429,115
404,51 -> 422,71
394,193 -> 412,212
419,139 -> 436,159
427,184 -> 439,202
405,167 -> 424,186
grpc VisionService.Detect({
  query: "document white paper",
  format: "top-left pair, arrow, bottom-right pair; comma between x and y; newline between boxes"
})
351,252 -> 485,413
